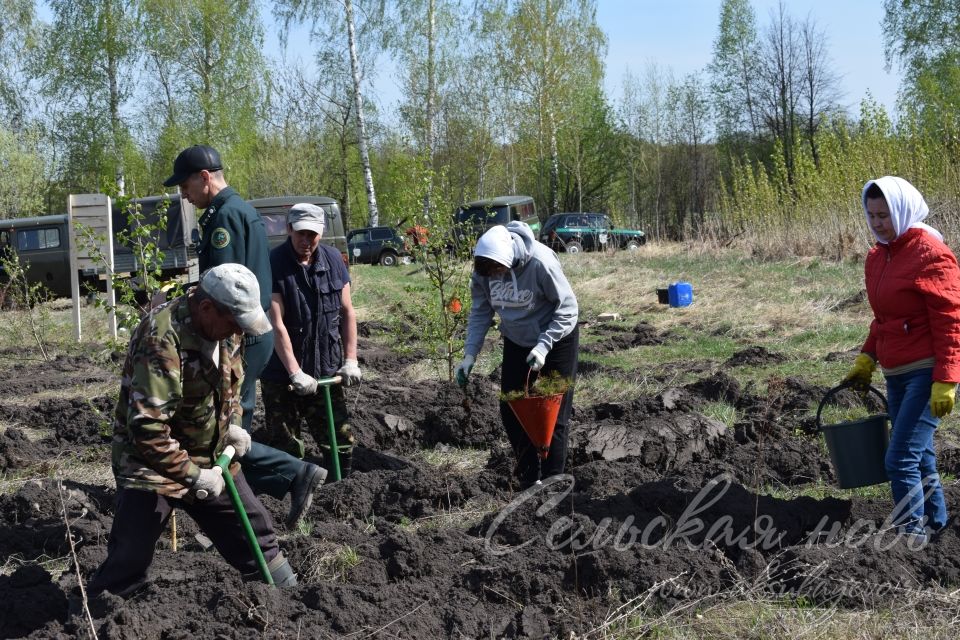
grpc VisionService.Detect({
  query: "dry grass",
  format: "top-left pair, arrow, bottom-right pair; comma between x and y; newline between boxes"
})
590,566 -> 960,640
0,448 -> 113,496
296,541 -> 362,583
412,446 -> 490,472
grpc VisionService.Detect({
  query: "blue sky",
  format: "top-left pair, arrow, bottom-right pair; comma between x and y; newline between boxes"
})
598,0 -> 901,116
310,0 -> 901,124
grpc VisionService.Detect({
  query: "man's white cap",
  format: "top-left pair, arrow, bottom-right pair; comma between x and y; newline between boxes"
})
474,225 -> 514,267
199,264 -> 272,336
288,203 -> 325,235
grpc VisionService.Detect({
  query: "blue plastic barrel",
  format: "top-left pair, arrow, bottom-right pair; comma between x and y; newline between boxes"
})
668,281 -> 693,307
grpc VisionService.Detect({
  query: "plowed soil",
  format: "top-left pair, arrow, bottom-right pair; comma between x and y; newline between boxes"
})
2,328 -> 960,639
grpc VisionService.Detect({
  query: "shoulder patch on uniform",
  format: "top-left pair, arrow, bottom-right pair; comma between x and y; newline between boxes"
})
211,227 -> 231,249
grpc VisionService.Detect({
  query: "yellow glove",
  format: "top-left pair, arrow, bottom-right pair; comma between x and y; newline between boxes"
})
842,353 -> 876,388
930,382 -> 957,418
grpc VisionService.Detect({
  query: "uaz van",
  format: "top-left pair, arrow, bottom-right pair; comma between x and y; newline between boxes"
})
453,195 -> 540,249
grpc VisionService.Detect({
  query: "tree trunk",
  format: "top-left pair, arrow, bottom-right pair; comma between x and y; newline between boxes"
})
106,10 -> 124,195
423,0 -> 435,218
345,0 -> 379,226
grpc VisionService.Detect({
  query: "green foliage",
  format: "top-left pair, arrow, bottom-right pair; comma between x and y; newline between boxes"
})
0,126 -> 45,217
76,194 -> 182,330
0,247 -> 53,360
393,162 -> 474,382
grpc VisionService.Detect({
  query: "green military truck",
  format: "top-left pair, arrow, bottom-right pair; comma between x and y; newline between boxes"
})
0,194 -> 348,299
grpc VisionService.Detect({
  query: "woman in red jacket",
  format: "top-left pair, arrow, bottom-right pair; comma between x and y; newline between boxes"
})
844,176 -> 960,540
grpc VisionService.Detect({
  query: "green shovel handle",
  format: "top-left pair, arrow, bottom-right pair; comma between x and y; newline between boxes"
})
198,444 -> 274,585
287,375 -> 344,482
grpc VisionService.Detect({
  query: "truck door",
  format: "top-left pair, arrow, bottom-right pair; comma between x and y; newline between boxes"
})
347,229 -> 372,264
16,224 -> 70,297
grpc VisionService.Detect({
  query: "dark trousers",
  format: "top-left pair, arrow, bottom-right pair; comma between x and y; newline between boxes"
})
261,381 -> 354,475
500,325 -> 579,483
88,472 -> 279,597
240,332 -> 306,498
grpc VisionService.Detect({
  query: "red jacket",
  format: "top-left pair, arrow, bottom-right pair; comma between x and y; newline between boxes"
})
862,228 -> 960,382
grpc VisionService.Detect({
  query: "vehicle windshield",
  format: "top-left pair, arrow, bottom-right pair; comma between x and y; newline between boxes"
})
456,205 -> 507,225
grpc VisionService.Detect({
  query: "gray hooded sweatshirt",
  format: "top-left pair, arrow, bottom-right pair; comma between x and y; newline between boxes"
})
464,221 -> 578,358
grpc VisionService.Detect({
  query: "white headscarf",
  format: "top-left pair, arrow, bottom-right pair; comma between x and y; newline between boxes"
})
862,176 -> 942,244
474,225 -> 515,267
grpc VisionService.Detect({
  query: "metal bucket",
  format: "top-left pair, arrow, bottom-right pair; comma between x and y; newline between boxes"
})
816,384 -> 890,489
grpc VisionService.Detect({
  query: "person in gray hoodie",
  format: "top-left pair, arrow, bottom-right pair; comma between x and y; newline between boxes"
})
455,221 -> 579,485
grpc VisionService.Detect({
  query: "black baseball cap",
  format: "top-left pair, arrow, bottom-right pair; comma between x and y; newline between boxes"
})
163,144 -> 223,187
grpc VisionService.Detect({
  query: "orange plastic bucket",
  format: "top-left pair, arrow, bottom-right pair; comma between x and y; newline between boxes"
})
507,392 -> 564,458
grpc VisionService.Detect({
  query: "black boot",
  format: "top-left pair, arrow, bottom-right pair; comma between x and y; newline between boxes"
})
286,462 -> 326,528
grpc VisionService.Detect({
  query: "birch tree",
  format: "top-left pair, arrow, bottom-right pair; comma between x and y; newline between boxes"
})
142,0 -> 267,192
708,0 -> 760,146
0,0 -> 37,132
490,0 -> 605,215
36,0 -> 141,194
392,0 -> 463,217
276,0 -> 385,226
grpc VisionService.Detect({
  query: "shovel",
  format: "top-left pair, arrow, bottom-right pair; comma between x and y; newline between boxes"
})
196,444 -> 274,585
287,375 -> 345,481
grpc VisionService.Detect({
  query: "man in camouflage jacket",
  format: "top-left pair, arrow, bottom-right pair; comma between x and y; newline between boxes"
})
87,264 -> 297,598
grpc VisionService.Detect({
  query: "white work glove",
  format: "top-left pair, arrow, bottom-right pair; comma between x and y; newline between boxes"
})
289,369 -> 318,396
337,358 -> 362,386
526,346 -> 547,371
455,354 -> 475,388
194,467 -> 224,499
224,424 -> 251,458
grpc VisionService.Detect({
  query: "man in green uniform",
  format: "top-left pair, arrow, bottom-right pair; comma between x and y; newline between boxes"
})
164,145 -> 325,527
87,264 -> 296,597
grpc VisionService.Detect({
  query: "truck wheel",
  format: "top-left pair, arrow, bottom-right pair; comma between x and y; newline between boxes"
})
626,239 -> 642,251
379,250 -> 398,266
565,240 -> 583,254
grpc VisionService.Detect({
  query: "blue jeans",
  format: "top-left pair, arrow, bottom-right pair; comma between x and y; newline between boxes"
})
884,367 -> 948,532
240,332 -> 305,499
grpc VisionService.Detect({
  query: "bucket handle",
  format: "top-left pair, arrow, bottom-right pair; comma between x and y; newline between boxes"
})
523,368 -> 535,398
815,382 -> 888,430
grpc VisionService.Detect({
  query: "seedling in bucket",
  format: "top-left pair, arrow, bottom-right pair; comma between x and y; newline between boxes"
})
501,370 -> 571,483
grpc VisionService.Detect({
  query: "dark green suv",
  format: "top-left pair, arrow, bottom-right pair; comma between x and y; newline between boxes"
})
347,226 -> 410,266
539,212 -> 645,253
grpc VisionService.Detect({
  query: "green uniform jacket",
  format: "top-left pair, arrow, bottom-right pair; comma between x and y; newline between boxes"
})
197,186 -> 272,312
111,293 -> 244,497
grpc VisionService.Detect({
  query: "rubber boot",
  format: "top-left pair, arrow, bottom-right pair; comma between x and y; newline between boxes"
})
268,553 -> 298,587
242,553 -> 298,586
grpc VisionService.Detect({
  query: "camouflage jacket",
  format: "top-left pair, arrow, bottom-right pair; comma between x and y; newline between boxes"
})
111,292 -> 244,497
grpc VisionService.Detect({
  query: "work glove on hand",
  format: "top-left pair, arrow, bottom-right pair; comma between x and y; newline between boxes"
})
930,382 -> 957,418
842,353 -> 876,389
526,346 -> 548,372
194,467 -> 224,499
454,354 -> 475,388
290,369 -> 318,396
337,359 -> 362,386
224,424 -> 252,458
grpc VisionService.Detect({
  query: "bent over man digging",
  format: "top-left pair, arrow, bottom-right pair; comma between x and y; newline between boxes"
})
260,203 -> 361,477
87,264 -> 296,598
455,221 -> 579,487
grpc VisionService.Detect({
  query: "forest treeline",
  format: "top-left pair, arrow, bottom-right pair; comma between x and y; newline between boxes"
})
0,0 -> 956,256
